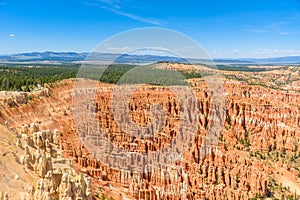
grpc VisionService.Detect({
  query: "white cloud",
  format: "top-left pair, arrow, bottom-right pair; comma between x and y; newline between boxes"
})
278,31 -> 300,35
100,6 -> 163,25
86,1 -> 163,26
208,49 -> 300,59
128,47 -> 175,57
99,0 -> 120,8
249,49 -> 300,57
107,46 -> 132,51
242,21 -> 300,35
9,33 -> 15,37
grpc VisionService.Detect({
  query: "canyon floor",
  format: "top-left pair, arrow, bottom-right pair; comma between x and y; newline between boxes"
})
0,63 -> 300,199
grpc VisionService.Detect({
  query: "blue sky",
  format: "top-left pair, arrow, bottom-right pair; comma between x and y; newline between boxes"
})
1,0 -> 300,58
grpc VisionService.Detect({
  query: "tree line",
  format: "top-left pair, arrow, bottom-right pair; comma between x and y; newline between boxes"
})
0,63 -> 205,92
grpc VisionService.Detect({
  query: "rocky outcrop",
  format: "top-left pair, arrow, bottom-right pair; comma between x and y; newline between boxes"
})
70,81 -> 275,199
16,123 -> 92,200
1,78 -> 300,199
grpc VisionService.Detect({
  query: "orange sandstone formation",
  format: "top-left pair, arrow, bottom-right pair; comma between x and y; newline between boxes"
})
0,73 -> 299,199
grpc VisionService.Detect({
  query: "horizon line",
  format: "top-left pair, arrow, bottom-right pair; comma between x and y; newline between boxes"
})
1,50 -> 300,60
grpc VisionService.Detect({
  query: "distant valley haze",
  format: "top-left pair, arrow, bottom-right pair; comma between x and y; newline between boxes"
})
1,51 -> 300,65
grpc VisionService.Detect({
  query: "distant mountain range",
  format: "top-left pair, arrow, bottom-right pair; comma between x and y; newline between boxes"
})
0,52 -> 88,62
213,56 -> 300,64
1,51 -> 300,64
0,51 -> 187,64
235,56 -> 300,64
